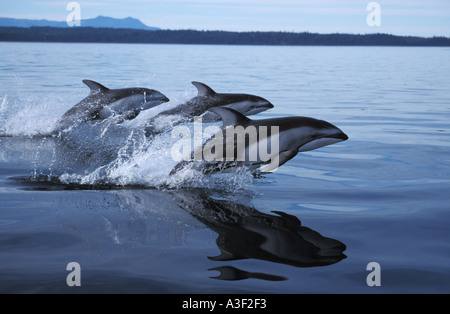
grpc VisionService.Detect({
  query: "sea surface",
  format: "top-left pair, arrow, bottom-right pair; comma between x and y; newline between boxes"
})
0,42 -> 449,293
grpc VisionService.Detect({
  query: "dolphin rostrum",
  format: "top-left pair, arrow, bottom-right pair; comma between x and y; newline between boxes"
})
170,106 -> 348,175
53,80 -> 169,132
145,81 -> 274,136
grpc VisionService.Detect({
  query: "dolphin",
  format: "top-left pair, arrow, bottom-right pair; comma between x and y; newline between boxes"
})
144,81 -> 274,136
53,80 -> 169,132
170,107 -> 348,175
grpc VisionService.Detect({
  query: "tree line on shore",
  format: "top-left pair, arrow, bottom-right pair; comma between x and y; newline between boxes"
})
1,26 -> 449,46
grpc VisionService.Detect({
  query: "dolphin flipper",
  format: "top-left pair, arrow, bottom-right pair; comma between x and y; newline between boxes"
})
192,81 -> 216,96
82,80 -> 109,94
259,149 -> 298,172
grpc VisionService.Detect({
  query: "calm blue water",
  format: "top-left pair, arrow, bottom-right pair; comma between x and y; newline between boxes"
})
0,42 -> 449,293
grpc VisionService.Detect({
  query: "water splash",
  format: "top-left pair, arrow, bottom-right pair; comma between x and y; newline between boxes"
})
0,92 -> 69,137
0,87 -> 258,191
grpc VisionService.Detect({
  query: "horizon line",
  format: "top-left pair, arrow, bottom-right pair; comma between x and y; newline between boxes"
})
1,15 -> 449,39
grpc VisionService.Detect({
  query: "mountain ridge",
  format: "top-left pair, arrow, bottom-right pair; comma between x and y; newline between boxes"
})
0,16 -> 159,30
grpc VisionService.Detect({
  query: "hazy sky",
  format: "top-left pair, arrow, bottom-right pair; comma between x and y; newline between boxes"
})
1,0 -> 449,37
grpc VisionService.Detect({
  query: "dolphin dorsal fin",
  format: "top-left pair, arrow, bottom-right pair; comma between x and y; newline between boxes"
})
192,81 -> 216,96
209,107 -> 251,127
82,79 -> 109,94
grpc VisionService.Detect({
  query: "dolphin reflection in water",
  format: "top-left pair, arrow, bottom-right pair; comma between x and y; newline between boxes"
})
171,189 -> 347,281
14,174 -> 347,282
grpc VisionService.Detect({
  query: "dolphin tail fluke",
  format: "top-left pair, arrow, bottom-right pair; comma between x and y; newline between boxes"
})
82,80 -> 109,94
191,81 -> 216,96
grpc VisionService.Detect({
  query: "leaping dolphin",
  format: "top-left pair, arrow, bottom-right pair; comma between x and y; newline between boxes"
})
167,81 -> 274,121
170,107 -> 348,175
53,80 -> 169,132
145,81 -> 274,136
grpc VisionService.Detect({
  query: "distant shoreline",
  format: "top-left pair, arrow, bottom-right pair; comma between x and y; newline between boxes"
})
1,26 -> 449,46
